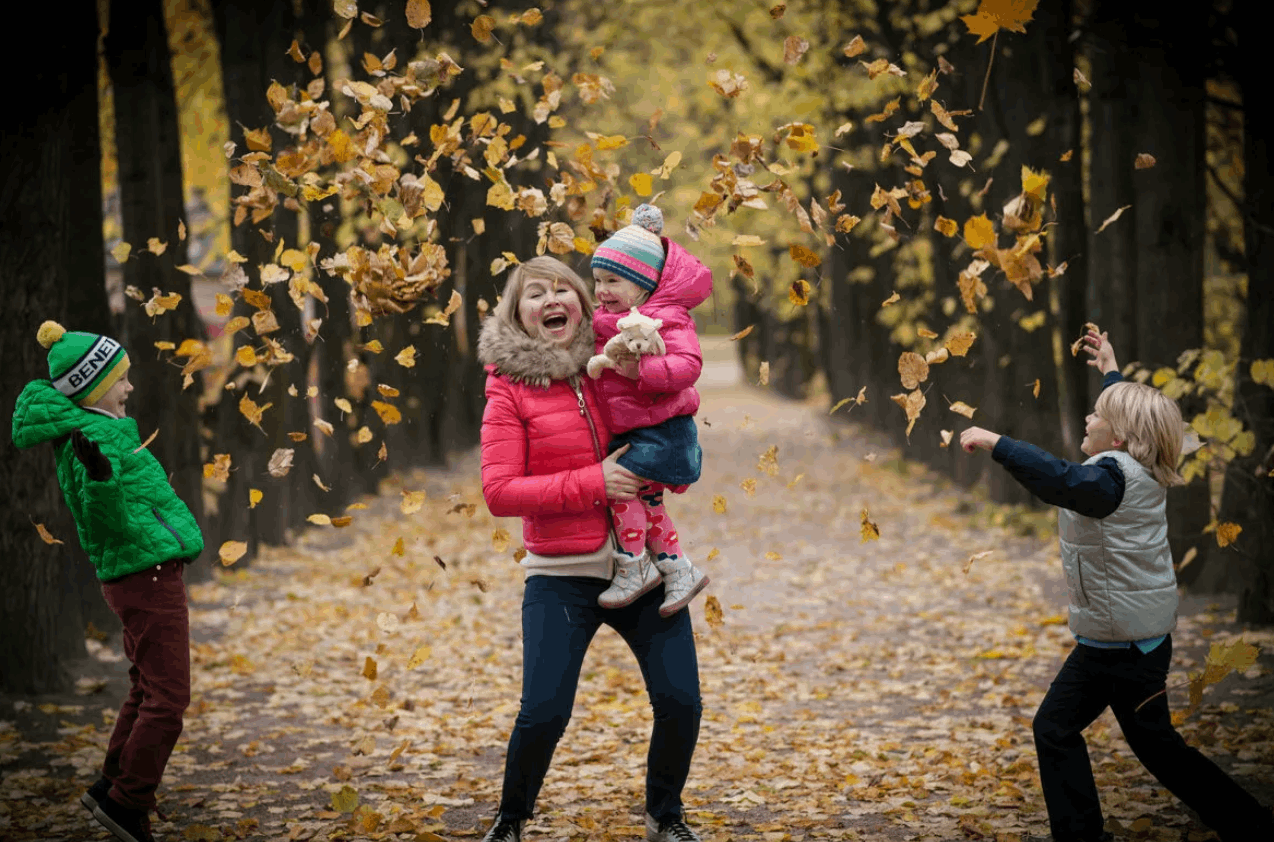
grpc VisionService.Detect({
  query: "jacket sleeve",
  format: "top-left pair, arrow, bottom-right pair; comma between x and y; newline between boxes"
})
991,437 -> 1125,518
635,315 -> 702,393
1101,370 -> 1123,391
74,451 -> 130,536
480,375 -> 609,517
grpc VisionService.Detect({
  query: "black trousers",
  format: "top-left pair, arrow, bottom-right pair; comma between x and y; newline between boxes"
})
1033,637 -> 1272,842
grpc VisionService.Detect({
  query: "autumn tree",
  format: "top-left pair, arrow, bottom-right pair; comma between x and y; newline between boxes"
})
1,2 -> 110,692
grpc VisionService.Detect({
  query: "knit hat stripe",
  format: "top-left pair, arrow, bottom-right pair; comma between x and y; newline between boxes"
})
52,335 -> 125,400
79,355 -> 130,406
606,227 -> 665,264
592,254 -> 658,291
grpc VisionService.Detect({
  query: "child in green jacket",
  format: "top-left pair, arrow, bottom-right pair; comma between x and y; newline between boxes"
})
12,321 -> 204,842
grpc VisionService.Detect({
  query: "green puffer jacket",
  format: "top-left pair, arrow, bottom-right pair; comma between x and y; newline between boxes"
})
11,379 -> 204,582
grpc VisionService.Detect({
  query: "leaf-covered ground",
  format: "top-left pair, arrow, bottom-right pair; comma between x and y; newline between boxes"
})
3,339 -> 1273,842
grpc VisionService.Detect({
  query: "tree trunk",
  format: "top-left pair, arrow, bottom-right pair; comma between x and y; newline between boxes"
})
105,0 -> 210,582
0,2 -> 102,692
1222,14 -> 1274,623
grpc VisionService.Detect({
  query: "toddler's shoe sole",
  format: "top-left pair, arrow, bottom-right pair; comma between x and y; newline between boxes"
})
658,573 -> 710,618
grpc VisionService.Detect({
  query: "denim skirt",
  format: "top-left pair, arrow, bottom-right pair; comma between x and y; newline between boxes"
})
607,413 -> 702,486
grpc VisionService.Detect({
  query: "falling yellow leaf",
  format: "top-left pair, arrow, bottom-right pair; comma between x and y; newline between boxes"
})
788,244 -> 821,268
963,550 -> 993,574
881,291 -> 900,308
945,331 -> 977,357
843,35 -> 866,57
1216,522 -> 1242,548
705,548 -> 720,563
934,216 -> 958,238
730,325 -> 755,342
1095,204 -> 1132,234
406,646 -> 432,669
332,785 -> 359,814
219,541 -> 248,567
961,0 -> 1039,43
891,389 -> 926,437
238,395 -> 270,429
371,401 -> 402,425
964,213 -> 996,250
940,430 -> 953,448
898,352 -> 929,390
405,0 -> 431,29
203,453 -> 232,482
788,279 -> 811,306
492,528 -> 510,553
34,522 -> 63,545
740,477 -> 757,497
703,595 -> 724,629
111,241 -> 132,264
860,508 -> 880,542
146,237 -> 167,255
629,172 -> 653,196
471,14 -> 496,42
732,234 -> 766,247
1032,379 -> 1041,398
390,537 -> 405,557
400,490 -> 427,514
712,494 -> 727,515
249,489 -> 262,509
949,401 -> 977,418
1134,153 -> 1156,169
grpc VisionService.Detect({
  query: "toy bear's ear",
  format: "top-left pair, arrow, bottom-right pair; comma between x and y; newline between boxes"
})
650,318 -> 663,331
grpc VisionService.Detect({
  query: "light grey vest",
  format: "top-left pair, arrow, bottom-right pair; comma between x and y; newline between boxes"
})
1057,449 -> 1178,641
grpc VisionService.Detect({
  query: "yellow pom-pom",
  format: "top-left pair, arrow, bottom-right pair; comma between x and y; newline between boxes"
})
36,321 -> 66,349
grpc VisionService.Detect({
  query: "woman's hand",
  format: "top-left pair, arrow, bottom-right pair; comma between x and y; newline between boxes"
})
960,426 -> 1001,453
602,444 -> 643,500
1082,329 -> 1119,375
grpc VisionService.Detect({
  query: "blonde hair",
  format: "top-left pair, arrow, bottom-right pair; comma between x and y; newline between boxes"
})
1094,381 -> 1185,487
491,256 -> 594,336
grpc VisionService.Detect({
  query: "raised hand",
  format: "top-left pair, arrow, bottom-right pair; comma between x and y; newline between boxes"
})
71,430 -> 113,482
1082,328 -> 1119,375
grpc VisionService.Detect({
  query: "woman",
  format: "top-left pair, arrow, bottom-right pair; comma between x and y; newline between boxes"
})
476,256 -> 705,842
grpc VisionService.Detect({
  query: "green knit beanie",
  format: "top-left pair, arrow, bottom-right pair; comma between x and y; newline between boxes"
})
37,321 -> 130,406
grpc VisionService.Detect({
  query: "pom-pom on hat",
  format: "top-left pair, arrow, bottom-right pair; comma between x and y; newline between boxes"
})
591,204 -> 666,293
37,320 -> 130,407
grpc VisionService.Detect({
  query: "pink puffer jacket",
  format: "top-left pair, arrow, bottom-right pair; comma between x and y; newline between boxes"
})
477,311 -> 614,555
592,238 -> 713,433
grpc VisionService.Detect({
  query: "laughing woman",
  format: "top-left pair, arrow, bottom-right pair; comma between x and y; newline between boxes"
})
476,256 -> 706,842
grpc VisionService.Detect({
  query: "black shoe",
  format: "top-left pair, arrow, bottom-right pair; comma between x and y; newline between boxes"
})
80,776 -> 111,814
92,795 -> 156,842
646,812 -> 702,842
480,816 -> 524,842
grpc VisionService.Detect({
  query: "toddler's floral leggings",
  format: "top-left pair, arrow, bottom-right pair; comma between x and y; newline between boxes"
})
611,484 -> 684,562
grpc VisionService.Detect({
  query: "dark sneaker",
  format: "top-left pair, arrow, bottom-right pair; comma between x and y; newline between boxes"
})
646,812 -> 702,842
480,816 -> 524,842
92,794 -> 156,842
80,776 -> 111,814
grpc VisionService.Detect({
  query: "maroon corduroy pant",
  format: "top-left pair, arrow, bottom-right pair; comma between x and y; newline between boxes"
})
100,560 -> 190,811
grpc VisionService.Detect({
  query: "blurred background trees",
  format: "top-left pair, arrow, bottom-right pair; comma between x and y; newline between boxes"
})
2,0 -> 1268,692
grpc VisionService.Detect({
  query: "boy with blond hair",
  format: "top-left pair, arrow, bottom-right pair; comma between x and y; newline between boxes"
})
12,321 -> 203,842
960,330 -> 1273,842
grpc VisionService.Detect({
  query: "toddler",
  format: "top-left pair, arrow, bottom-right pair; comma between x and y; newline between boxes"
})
588,204 -> 710,617
960,329 -> 1274,842
12,321 -> 203,842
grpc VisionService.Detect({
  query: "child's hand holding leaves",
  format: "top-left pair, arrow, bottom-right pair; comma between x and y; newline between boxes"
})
71,430 -> 112,481
960,426 -> 1001,453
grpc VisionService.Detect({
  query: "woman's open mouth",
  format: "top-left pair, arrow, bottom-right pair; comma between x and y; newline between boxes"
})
543,313 -> 569,331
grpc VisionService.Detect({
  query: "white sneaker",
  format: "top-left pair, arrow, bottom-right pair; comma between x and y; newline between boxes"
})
646,812 -> 701,841
598,550 -> 661,608
652,556 -> 709,617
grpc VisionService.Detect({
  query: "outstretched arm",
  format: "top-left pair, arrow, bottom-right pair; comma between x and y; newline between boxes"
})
961,427 -> 1125,518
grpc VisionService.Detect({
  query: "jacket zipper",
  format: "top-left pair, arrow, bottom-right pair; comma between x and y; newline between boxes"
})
571,377 -> 623,552
153,507 -> 187,551
571,377 -> 604,461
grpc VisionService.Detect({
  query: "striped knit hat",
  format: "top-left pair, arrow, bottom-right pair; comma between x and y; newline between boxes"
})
37,321 -> 130,407
591,204 -> 666,293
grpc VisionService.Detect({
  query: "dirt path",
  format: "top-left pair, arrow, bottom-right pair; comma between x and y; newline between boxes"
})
3,337 -> 1273,842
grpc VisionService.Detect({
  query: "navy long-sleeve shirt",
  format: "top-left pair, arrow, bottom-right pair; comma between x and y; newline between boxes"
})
989,371 -> 1126,517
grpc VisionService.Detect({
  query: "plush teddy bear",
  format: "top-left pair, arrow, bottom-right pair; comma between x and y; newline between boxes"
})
587,307 -> 665,379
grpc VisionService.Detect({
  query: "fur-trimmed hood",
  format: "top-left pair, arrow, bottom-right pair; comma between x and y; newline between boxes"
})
477,311 -> 594,388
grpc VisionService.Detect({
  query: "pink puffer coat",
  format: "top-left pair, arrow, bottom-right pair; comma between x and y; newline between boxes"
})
592,238 -> 713,434
477,311 -> 614,555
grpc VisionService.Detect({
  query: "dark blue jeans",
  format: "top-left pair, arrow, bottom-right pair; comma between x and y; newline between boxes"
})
497,576 -> 703,824
1034,637 -> 1273,842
